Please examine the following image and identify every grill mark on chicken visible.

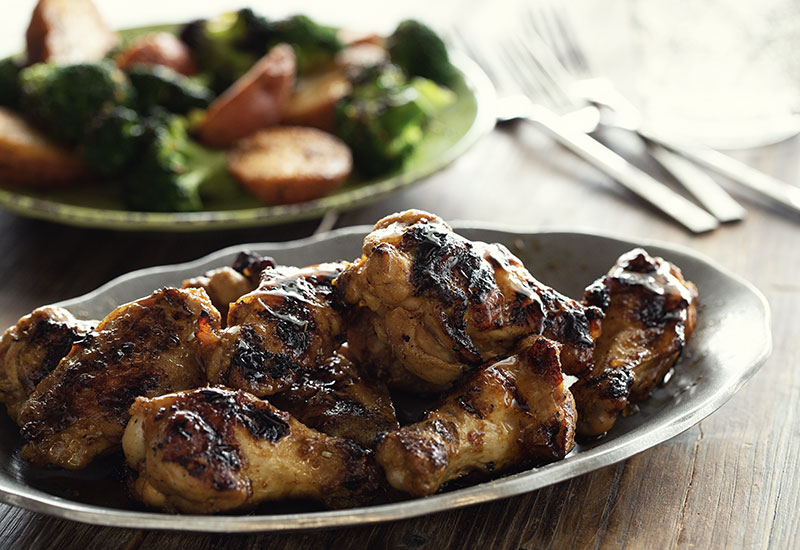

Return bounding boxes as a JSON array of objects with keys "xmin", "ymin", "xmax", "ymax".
[
  {"xmin": 404, "ymin": 224, "xmax": 495, "ymax": 306},
  {"xmin": 21, "ymin": 301, "xmax": 193, "ymax": 443},
  {"xmin": 574, "ymin": 248, "xmax": 698, "ymax": 437},
  {"xmin": 257, "ymin": 276, "xmax": 318, "ymax": 354},
  {"xmin": 123, "ymin": 387, "xmax": 383, "ymax": 513},
  {"xmin": 27, "ymin": 319, "xmax": 86, "ymax": 388},
  {"xmin": 268, "ymin": 351, "xmax": 399, "ymax": 448},
  {"xmin": 230, "ymin": 251, "xmax": 276, "ymax": 280},
  {"xmin": 403, "ymin": 223, "xmax": 494, "ymax": 361},
  {"xmin": 206, "ymin": 264, "xmax": 346, "ymax": 397},
  {"xmin": 337, "ymin": 211, "xmax": 602, "ymax": 391},
  {"xmin": 0, "ymin": 307, "xmax": 96, "ymax": 422},
  {"xmin": 229, "ymin": 325, "xmax": 301, "ymax": 385},
  {"xmin": 16, "ymin": 287, "xmax": 218, "ymax": 469},
  {"xmin": 376, "ymin": 336, "xmax": 576, "ymax": 497},
  {"xmin": 159, "ymin": 387, "xmax": 290, "ymax": 491}
]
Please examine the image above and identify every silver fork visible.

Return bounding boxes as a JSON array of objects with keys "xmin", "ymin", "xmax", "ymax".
[
  {"xmin": 526, "ymin": 1, "xmax": 800, "ymax": 219},
  {"xmin": 521, "ymin": 1, "xmax": 747, "ymax": 223},
  {"xmin": 447, "ymin": 27, "xmax": 719, "ymax": 234}
]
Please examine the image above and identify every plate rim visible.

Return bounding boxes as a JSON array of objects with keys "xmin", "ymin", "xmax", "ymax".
[
  {"xmin": 0, "ymin": 52, "xmax": 496, "ymax": 232},
  {"xmin": 0, "ymin": 224, "xmax": 773, "ymax": 532}
]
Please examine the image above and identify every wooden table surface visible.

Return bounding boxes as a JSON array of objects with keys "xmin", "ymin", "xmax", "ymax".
[{"xmin": 2, "ymin": 3, "xmax": 800, "ymax": 549}]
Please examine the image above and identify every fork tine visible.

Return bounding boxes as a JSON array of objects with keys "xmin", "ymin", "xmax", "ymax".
[
  {"xmin": 498, "ymin": 39, "xmax": 556, "ymax": 106},
  {"xmin": 505, "ymin": 23, "xmax": 574, "ymax": 108},
  {"xmin": 524, "ymin": 0, "xmax": 590, "ymax": 77},
  {"xmin": 447, "ymin": 26, "xmax": 513, "ymax": 93},
  {"xmin": 546, "ymin": 3, "xmax": 591, "ymax": 74}
]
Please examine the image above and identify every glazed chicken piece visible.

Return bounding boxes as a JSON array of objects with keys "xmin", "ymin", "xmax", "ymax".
[
  {"xmin": 269, "ymin": 349, "xmax": 399, "ymax": 448},
  {"xmin": 343, "ymin": 307, "xmax": 437, "ymax": 392},
  {"xmin": 200, "ymin": 262, "xmax": 398, "ymax": 444},
  {"xmin": 182, "ymin": 251, "xmax": 275, "ymax": 323},
  {"xmin": 375, "ymin": 336, "xmax": 576, "ymax": 497},
  {"xmin": 572, "ymin": 248, "xmax": 698, "ymax": 437},
  {"xmin": 336, "ymin": 210, "xmax": 602, "ymax": 391},
  {"xmin": 202, "ymin": 262, "xmax": 346, "ymax": 397},
  {"xmin": 123, "ymin": 386, "xmax": 383, "ymax": 513},
  {"xmin": 0, "ymin": 306, "xmax": 94, "ymax": 422},
  {"xmin": 17, "ymin": 287, "xmax": 220, "ymax": 469}
]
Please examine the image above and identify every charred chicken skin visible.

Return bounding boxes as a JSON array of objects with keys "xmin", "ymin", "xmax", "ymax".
[
  {"xmin": 0, "ymin": 306, "xmax": 94, "ymax": 423},
  {"xmin": 269, "ymin": 349, "xmax": 399, "ymax": 448},
  {"xmin": 17, "ymin": 287, "xmax": 220, "ymax": 469},
  {"xmin": 336, "ymin": 210, "xmax": 602, "ymax": 391},
  {"xmin": 123, "ymin": 386, "xmax": 383, "ymax": 513},
  {"xmin": 202, "ymin": 262, "xmax": 346, "ymax": 397},
  {"xmin": 199, "ymin": 261, "xmax": 398, "ymax": 445},
  {"xmin": 182, "ymin": 251, "xmax": 275, "ymax": 324},
  {"xmin": 375, "ymin": 336, "xmax": 576, "ymax": 496},
  {"xmin": 572, "ymin": 248, "xmax": 698, "ymax": 437}
]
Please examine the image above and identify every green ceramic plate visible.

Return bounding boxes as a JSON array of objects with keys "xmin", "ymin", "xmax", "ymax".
[{"xmin": 0, "ymin": 26, "xmax": 495, "ymax": 231}]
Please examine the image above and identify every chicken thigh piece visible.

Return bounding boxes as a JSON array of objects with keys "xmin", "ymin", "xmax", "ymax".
[
  {"xmin": 17, "ymin": 287, "xmax": 220, "ymax": 469},
  {"xmin": 123, "ymin": 386, "xmax": 383, "ymax": 513},
  {"xmin": 202, "ymin": 263, "xmax": 346, "ymax": 397},
  {"xmin": 0, "ymin": 306, "xmax": 95, "ymax": 423},
  {"xmin": 572, "ymin": 248, "xmax": 698, "ymax": 437},
  {"xmin": 182, "ymin": 251, "xmax": 275, "ymax": 324},
  {"xmin": 336, "ymin": 210, "xmax": 602, "ymax": 390},
  {"xmin": 269, "ymin": 349, "xmax": 399, "ymax": 448},
  {"xmin": 375, "ymin": 336, "xmax": 576, "ymax": 497}
]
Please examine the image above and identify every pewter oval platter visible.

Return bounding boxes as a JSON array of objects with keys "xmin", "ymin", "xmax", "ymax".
[{"xmin": 0, "ymin": 225, "xmax": 772, "ymax": 532}]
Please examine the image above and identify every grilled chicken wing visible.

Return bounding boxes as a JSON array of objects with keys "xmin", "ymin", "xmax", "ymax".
[
  {"xmin": 0, "ymin": 306, "xmax": 94, "ymax": 422},
  {"xmin": 375, "ymin": 336, "xmax": 576, "ymax": 496},
  {"xmin": 572, "ymin": 248, "xmax": 698, "ymax": 437},
  {"xmin": 17, "ymin": 287, "xmax": 220, "ymax": 469},
  {"xmin": 123, "ymin": 386, "xmax": 383, "ymax": 513},
  {"xmin": 202, "ymin": 262, "xmax": 346, "ymax": 396},
  {"xmin": 182, "ymin": 251, "xmax": 275, "ymax": 323},
  {"xmin": 269, "ymin": 349, "xmax": 399, "ymax": 448},
  {"xmin": 336, "ymin": 210, "xmax": 601, "ymax": 391}
]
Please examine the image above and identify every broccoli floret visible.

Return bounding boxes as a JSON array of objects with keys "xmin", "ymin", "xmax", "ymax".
[
  {"xmin": 80, "ymin": 106, "xmax": 144, "ymax": 176},
  {"xmin": 180, "ymin": 10, "xmax": 343, "ymax": 88},
  {"xmin": 179, "ymin": 9, "xmax": 272, "ymax": 92},
  {"xmin": 267, "ymin": 15, "xmax": 342, "ymax": 75},
  {"xmin": 387, "ymin": 19, "xmax": 457, "ymax": 86},
  {"xmin": 0, "ymin": 56, "xmax": 23, "ymax": 109},
  {"xmin": 334, "ymin": 64, "xmax": 454, "ymax": 176},
  {"xmin": 19, "ymin": 61, "xmax": 134, "ymax": 145},
  {"xmin": 121, "ymin": 115, "xmax": 234, "ymax": 212},
  {"xmin": 127, "ymin": 65, "xmax": 214, "ymax": 115}
]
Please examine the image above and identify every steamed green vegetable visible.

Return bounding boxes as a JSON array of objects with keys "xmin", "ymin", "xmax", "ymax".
[
  {"xmin": 19, "ymin": 61, "xmax": 134, "ymax": 145},
  {"xmin": 80, "ymin": 106, "xmax": 143, "ymax": 176},
  {"xmin": 127, "ymin": 65, "xmax": 214, "ymax": 115},
  {"xmin": 267, "ymin": 15, "xmax": 342, "ymax": 75},
  {"xmin": 179, "ymin": 9, "xmax": 273, "ymax": 91},
  {"xmin": 334, "ymin": 64, "xmax": 455, "ymax": 176},
  {"xmin": 0, "ymin": 56, "xmax": 23, "ymax": 109},
  {"xmin": 387, "ymin": 19, "xmax": 457, "ymax": 86},
  {"xmin": 121, "ymin": 115, "xmax": 236, "ymax": 212}
]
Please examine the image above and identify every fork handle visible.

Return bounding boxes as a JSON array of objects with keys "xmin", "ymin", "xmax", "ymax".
[
  {"xmin": 641, "ymin": 130, "xmax": 800, "ymax": 217},
  {"xmin": 647, "ymin": 144, "xmax": 746, "ymax": 223},
  {"xmin": 524, "ymin": 105, "xmax": 719, "ymax": 233}
]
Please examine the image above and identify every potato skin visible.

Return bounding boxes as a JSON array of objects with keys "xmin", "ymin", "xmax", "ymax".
[
  {"xmin": 115, "ymin": 32, "xmax": 197, "ymax": 76},
  {"xmin": 0, "ymin": 107, "xmax": 89, "ymax": 187},
  {"xmin": 25, "ymin": 0, "xmax": 118, "ymax": 64},
  {"xmin": 281, "ymin": 70, "xmax": 351, "ymax": 133},
  {"xmin": 228, "ymin": 126, "xmax": 352, "ymax": 205},
  {"xmin": 198, "ymin": 44, "xmax": 296, "ymax": 149}
]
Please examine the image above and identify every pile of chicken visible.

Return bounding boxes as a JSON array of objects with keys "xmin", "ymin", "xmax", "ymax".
[{"xmin": 0, "ymin": 210, "xmax": 698, "ymax": 513}]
